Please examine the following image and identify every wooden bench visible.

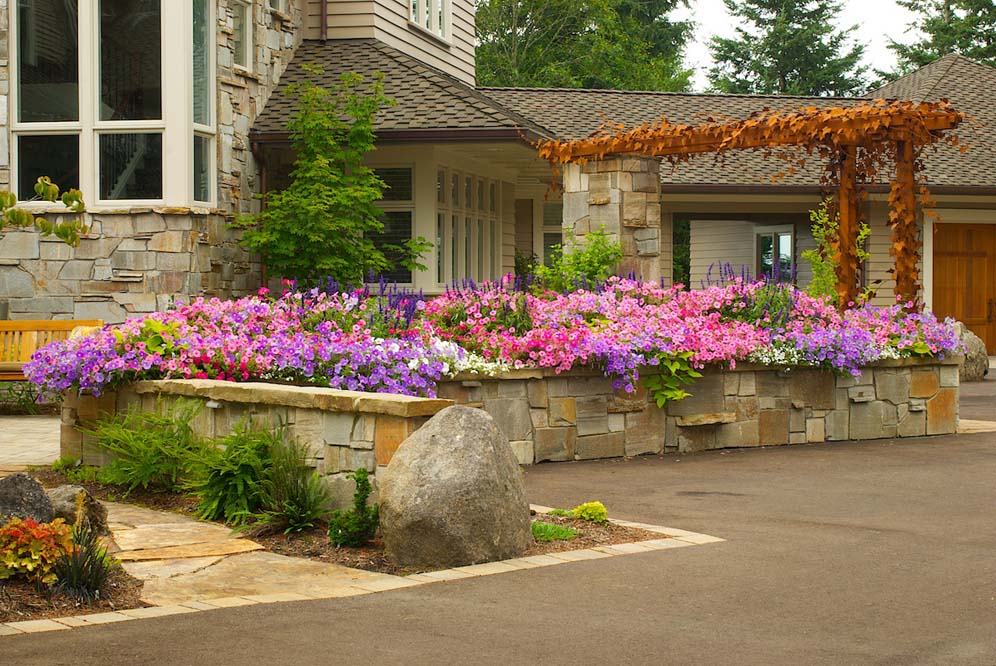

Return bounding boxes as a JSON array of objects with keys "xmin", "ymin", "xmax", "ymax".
[{"xmin": 0, "ymin": 320, "xmax": 103, "ymax": 381}]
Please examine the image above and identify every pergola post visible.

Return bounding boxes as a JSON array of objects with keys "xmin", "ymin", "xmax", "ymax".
[
  {"xmin": 835, "ymin": 145, "xmax": 861, "ymax": 307},
  {"xmin": 890, "ymin": 136, "xmax": 919, "ymax": 305}
]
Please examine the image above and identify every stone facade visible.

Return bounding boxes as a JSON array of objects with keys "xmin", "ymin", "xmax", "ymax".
[
  {"xmin": 0, "ymin": 2, "xmax": 305, "ymax": 322},
  {"xmin": 60, "ymin": 359, "xmax": 960, "ymax": 505},
  {"xmin": 61, "ymin": 379, "xmax": 451, "ymax": 508},
  {"xmin": 561, "ymin": 157, "xmax": 672, "ymax": 285}
]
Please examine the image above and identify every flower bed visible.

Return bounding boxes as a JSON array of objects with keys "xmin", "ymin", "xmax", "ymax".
[{"xmin": 26, "ymin": 277, "xmax": 962, "ymax": 402}]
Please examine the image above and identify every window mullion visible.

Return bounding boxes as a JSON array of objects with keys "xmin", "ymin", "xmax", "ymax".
[
  {"xmin": 162, "ymin": 0, "xmax": 193, "ymax": 206},
  {"xmin": 79, "ymin": 0, "xmax": 97, "ymax": 204}
]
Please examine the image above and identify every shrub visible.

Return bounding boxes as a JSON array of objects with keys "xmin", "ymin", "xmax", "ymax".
[
  {"xmin": 188, "ymin": 418, "xmax": 276, "ymax": 525},
  {"xmin": 82, "ymin": 399, "xmax": 205, "ymax": 493},
  {"xmin": 534, "ymin": 228, "xmax": 623, "ymax": 292},
  {"xmin": 234, "ymin": 68, "xmax": 428, "ymax": 287},
  {"xmin": 52, "ymin": 519, "xmax": 115, "ymax": 603},
  {"xmin": 255, "ymin": 439, "xmax": 331, "ymax": 534},
  {"xmin": 802, "ymin": 199, "xmax": 870, "ymax": 300},
  {"xmin": 0, "ymin": 517, "xmax": 73, "ymax": 585},
  {"xmin": 0, "ymin": 381, "xmax": 44, "ymax": 415},
  {"xmin": 531, "ymin": 521, "xmax": 579, "ymax": 542},
  {"xmin": 571, "ymin": 501, "xmax": 608, "ymax": 524},
  {"xmin": 328, "ymin": 467, "xmax": 379, "ymax": 547}
]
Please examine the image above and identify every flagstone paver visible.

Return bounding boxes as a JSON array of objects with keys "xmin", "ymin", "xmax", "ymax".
[{"xmin": 0, "ymin": 416, "xmax": 60, "ymax": 468}]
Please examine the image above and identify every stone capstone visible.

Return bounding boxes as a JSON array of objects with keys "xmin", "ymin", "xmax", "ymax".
[
  {"xmin": 0, "ymin": 473, "xmax": 54, "ymax": 523},
  {"xmin": 955, "ymin": 322, "xmax": 989, "ymax": 382},
  {"xmin": 46, "ymin": 485, "xmax": 109, "ymax": 534},
  {"xmin": 378, "ymin": 405, "xmax": 531, "ymax": 569}
]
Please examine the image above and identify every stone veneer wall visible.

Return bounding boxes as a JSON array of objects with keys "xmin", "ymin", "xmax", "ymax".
[
  {"xmin": 61, "ymin": 359, "xmax": 959, "ymax": 503},
  {"xmin": 436, "ymin": 358, "xmax": 960, "ymax": 462},
  {"xmin": 0, "ymin": 1, "xmax": 305, "ymax": 322},
  {"xmin": 62, "ymin": 379, "xmax": 452, "ymax": 507}
]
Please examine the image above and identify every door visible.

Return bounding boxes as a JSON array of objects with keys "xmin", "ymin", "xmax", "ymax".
[{"xmin": 933, "ymin": 223, "xmax": 996, "ymax": 353}]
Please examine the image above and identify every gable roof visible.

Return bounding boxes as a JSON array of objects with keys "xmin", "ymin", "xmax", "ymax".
[{"xmin": 251, "ymin": 39, "xmax": 546, "ymax": 140}]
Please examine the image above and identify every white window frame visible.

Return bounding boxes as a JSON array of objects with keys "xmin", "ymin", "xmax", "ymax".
[
  {"xmin": 9, "ymin": 0, "xmax": 217, "ymax": 210},
  {"xmin": 754, "ymin": 224, "xmax": 795, "ymax": 282},
  {"xmin": 193, "ymin": 0, "xmax": 217, "ymax": 205},
  {"xmin": 436, "ymin": 168, "xmax": 501, "ymax": 285},
  {"xmin": 373, "ymin": 166, "xmax": 417, "ymax": 286},
  {"xmin": 267, "ymin": 0, "xmax": 287, "ymax": 14},
  {"xmin": 231, "ymin": 0, "xmax": 253, "ymax": 73},
  {"xmin": 409, "ymin": 0, "xmax": 451, "ymax": 42}
]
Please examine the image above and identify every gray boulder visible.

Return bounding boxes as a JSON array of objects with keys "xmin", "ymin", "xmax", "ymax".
[
  {"xmin": 0, "ymin": 473, "xmax": 54, "ymax": 523},
  {"xmin": 379, "ymin": 405, "xmax": 531, "ymax": 569},
  {"xmin": 954, "ymin": 322, "xmax": 989, "ymax": 382},
  {"xmin": 47, "ymin": 485, "xmax": 109, "ymax": 534}
]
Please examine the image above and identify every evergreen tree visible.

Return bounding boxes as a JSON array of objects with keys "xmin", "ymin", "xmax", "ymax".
[
  {"xmin": 476, "ymin": 0, "xmax": 694, "ymax": 91},
  {"xmin": 887, "ymin": 0, "xmax": 996, "ymax": 77},
  {"xmin": 708, "ymin": 0, "xmax": 867, "ymax": 96}
]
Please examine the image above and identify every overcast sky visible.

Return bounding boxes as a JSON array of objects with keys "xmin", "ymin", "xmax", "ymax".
[{"xmin": 671, "ymin": 0, "xmax": 922, "ymax": 91}]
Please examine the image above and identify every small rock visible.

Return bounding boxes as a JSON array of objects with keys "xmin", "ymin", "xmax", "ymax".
[
  {"xmin": 379, "ymin": 406, "xmax": 531, "ymax": 569},
  {"xmin": 0, "ymin": 473, "xmax": 54, "ymax": 524},
  {"xmin": 954, "ymin": 322, "xmax": 989, "ymax": 382},
  {"xmin": 47, "ymin": 485, "xmax": 109, "ymax": 534}
]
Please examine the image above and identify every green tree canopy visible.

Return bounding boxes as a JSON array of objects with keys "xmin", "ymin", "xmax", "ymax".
[
  {"xmin": 708, "ymin": 0, "xmax": 867, "ymax": 96},
  {"xmin": 475, "ymin": 0, "xmax": 694, "ymax": 91},
  {"xmin": 886, "ymin": 0, "xmax": 996, "ymax": 78}
]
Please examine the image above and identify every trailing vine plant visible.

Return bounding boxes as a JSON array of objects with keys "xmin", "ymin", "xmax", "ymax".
[{"xmin": 0, "ymin": 177, "xmax": 87, "ymax": 246}]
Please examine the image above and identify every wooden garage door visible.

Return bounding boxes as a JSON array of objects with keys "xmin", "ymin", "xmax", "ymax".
[{"xmin": 932, "ymin": 223, "xmax": 996, "ymax": 353}]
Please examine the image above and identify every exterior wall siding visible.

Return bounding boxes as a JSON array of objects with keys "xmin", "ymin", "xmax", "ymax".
[{"xmin": 689, "ymin": 219, "xmax": 756, "ymax": 288}]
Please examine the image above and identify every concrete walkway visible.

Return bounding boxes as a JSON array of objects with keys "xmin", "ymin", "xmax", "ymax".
[{"xmin": 0, "ymin": 415, "xmax": 61, "ymax": 472}]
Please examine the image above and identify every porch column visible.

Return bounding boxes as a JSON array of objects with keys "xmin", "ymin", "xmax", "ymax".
[{"xmin": 561, "ymin": 156, "xmax": 666, "ymax": 283}]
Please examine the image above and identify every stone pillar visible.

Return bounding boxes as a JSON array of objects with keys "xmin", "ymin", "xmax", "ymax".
[{"xmin": 562, "ymin": 157, "xmax": 666, "ymax": 283}]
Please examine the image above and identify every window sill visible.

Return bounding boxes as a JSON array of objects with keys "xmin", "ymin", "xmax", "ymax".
[
  {"xmin": 233, "ymin": 66, "xmax": 262, "ymax": 82},
  {"xmin": 268, "ymin": 7, "xmax": 293, "ymax": 22},
  {"xmin": 407, "ymin": 21, "xmax": 452, "ymax": 48}
]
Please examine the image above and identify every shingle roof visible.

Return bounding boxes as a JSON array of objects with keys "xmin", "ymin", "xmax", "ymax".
[{"xmin": 252, "ymin": 39, "xmax": 544, "ymax": 136}]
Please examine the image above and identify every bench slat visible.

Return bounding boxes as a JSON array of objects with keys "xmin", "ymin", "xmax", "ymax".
[{"xmin": 0, "ymin": 320, "xmax": 104, "ymax": 380}]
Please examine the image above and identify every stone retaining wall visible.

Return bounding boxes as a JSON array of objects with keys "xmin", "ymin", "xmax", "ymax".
[{"xmin": 61, "ymin": 358, "xmax": 960, "ymax": 504}]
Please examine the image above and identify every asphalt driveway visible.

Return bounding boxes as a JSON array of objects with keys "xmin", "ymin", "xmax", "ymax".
[{"xmin": 5, "ymin": 396, "xmax": 996, "ymax": 664}]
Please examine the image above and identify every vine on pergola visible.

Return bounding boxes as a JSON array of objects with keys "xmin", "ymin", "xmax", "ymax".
[{"xmin": 536, "ymin": 100, "xmax": 965, "ymax": 308}]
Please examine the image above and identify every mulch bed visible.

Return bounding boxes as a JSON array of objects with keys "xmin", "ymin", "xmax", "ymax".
[
  {"xmin": 30, "ymin": 468, "xmax": 199, "ymax": 516},
  {"xmin": 254, "ymin": 512, "xmax": 666, "ymax": 576},
  {"xmin": 0, "ymin": 568, "xmax": 145, "ymax": 624}
]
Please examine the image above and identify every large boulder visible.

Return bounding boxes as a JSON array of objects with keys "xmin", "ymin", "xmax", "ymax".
[
  {"xmin": 379, "ymin": 406, "xmax": 531, "ymax": 569},
  {"xmin": 0, "ymin": 473, "xmax": 54, "ymax": 524},
  {"xmin": 954, "ymin": 322, "xmax": 989, "ymax": 382},
  {"xmin": 47, "ymin": 485, "xmax": 109, "ymax": 535}
]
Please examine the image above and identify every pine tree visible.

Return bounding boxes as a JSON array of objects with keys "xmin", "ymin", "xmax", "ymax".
[
  {"xmin": 476, "ymin": 0, "xmax": 694, "ymax": 91},
  {"xmin": 887, "ymin": 0, "xmax": 996, "ymax": 77},
  {"xmin": 708, "ymin": 0, "xmax": 867, "ymax": 96}
]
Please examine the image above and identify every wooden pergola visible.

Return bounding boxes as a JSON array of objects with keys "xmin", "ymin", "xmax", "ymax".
[{"xmin": 537, "ymin": 100, "xmax": 965, "ymax": 307}]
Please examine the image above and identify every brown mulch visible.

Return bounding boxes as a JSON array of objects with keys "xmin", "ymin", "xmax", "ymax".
[
  {"xmin": 0, "ymin": 567, "xmax": 145, "ymax": 624},
  {"xmin": 254, "ymin": 512, "xmax": 666, "ymax": 576},
  {"xmin": 29, "ymin": 468, "xmax": 199, "ymax": 516}
]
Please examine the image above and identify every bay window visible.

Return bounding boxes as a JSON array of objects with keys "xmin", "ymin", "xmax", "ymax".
[
  {"xmin": 373, "ymin": 168, "xmax": 416, "ymax": 284},
  {"xmin": 11, "ymin": 0, "xmax": 216, "ymax": 208},
  {"xmin": 436, "ymin": 168, "xmax": 501, "ymax": 284}
]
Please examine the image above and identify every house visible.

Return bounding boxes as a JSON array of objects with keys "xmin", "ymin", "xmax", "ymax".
[{"xmin": 1, "ymin": 2, "xmax": 993, "ymax": 352}]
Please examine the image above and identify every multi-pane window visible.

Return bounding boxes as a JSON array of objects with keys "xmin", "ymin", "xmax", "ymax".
[
  {"xmin": 268, "ymin": 0, "xmax": 287, "ymax": 12},
  {"xmin": 12, "ymin": 0, "xmax": 215, "ymax": 206},
  {"xmin": 436, "ymin": 168, "xmax": 501, "ymax": 284},
  {"xmin": 232, "ymin": 1, "xmax": 252, "ymax": 71},
  {"xmin": 542, "ymin": 202, "xmax": 564, "ymax": 266},
  {"xmin": 372, "ymin": 168, "xmax": 415, "ymax": 284},
  {"xmin": 755, "ymin": 226, "xmax": 794, "ymax": 282},
  {"xmin": 410, "ymin": 0, "xmax": 449, "ymax": 39}
]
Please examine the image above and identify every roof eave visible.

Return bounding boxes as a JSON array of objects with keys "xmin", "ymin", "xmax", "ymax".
[{"xmin": 250, "ymin": 127, "xmax": 546, "ymax": 145}]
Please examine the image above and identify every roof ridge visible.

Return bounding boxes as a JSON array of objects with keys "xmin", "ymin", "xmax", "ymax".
[{"xmin": 477, "ymin": 86, "xmax": 869, "ymax": 102}]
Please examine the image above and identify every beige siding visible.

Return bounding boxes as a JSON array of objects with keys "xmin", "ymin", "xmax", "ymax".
[
  {"xmin": 307, "ymin": 1, "xmax": 476, "ymax": 82},
  {"xmin": 689, "ymin": 220, "xmax": 756, "ymax": 288},
  {"xmin": 865, "ymin": 203, "xmax": 902, "ymax": 306},
  {"xmin": 794, "ymin": 219, "xmax": 817, "ymax": 288},
  {"xmin": 501, "ymin": 181, "xmax": 516, "ymax": 275}
]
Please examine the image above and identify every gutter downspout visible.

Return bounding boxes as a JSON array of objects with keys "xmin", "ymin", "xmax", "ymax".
[{"xmin": 320, "ymin": 0, "xmax": 328, "ymax": 40}]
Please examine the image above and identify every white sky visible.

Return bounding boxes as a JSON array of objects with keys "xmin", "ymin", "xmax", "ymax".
[{"xmin": 671, "ymin": 0, "xmax": 922, "ymax": 91}]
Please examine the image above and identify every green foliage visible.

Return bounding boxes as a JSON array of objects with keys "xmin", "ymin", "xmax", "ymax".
[
  {"xmin": 0, "ymin": 517, "xmax": 73, "ymax": 586},
  {"xmin": 514, "ymin": 249, "xmax": 538, "ymax": 281},
  {"xmin": 643, "ymin": 352, "xmax": 702, "ymax": 407},
  {"xmin": 475, "ymin": 0, "xmax": 693, "ymax": 91},
  {"xmin": 885, "ymin": 0, "xmax": 996, "ymax": 79},
  {"xmin": 0, "ymin": 177, "xmax": 87, "ymax": 246},
  {"xmin": 52, "ymin": 520, "xmax": 116, "ymax": 603},
  {"xmin": 188, "ymin": 418, "xmax": 276, "ymax": 526},
  {"xmin": 234, "ymin": 67, "xmax": 428, "ymax": 287},
  {"xmin": 801, "ymin": 200, "xmax": 870, "ymax": 300},
  {"xmin": 570, "ymin": 501, "xmax": 609, "ymax": 524},
  {"xmin": 52, "ymin": 457, "xmax": 99, "ymax": 484},
  {"xmin": 708, "ymin": 0, "xmax": 867, "ymax": 95},
  {"xmin": 547, "ymin": 508, "xmax": 573, "ymax": 517},
  {"xmin": 255, "ymin": 438, "xmax": 331, "ymax": 534},
  {"xmin": 82, "ymin": 399, "xmax": 205, "ymax": 494},
  {"xmin": 531, "ymin": 521, "xmax": 579, "ymax": 542},
  {"xmin": 328, "ymin": 467, "xmax": 379, "ymax": 547},
  {"xmin": 0, "ymin": 382, "xmax": 45, "ymax": 414},
  {"xmin": 534, "ymin": 228, "xmax": 623, "ymax": 293}
]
